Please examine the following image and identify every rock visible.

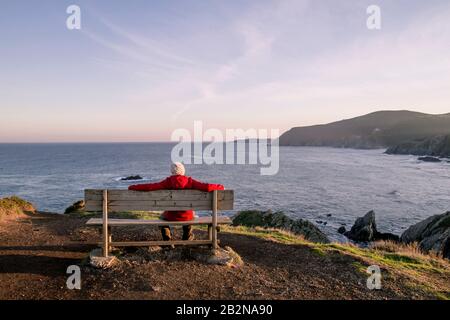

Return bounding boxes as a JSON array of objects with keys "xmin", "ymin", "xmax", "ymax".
[
  {"xmin": 344, "ymin": 211, "xmax": 399, "ymax": 242},
  {"xmin": 337, "ymin": 226, "xmax": 346, "ymax": 234},
  {"xmin": 204, "ymin": 246, "xmax": 244, "ymax": 268},
  {"xmin": 121, "ymin": 175, "xmax": 143, "ymax": 181},
  {"xmin": 326, "ymin": 214, "xmax": 332, "ymax": 217},
  {"xmin": 401, "ymin": 212, "xmax": 450, "ymax": 259},
  {"xmin": 123, "ymin": 245, "xmax": 244, "ymax": 268},
  {"xmin": 89, "ymin": 249, "xmax": 120, "ymax": 269},
  {"xmin": 376, "ymin": 232, "xmax": 400, "ymax": 242},
  {"xmin": 232, "ymin": 210, "xmax": 330, "ymax": 243},
  {"xmin": 344, "ymin": 211, "xmax": 377, "ymax": 242},
  {"xmin": 386, "ymin": 134, "xmax": 450, "ymax": 158},
  {"xmin": 418, "ymin": 156, "xmax": 441, "ymax": 162},
  {"xmin": 64, "ymin": 200, "xmax": 85, "ymax": 214}
]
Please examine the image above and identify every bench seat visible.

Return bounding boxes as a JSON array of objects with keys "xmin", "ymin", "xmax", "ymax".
[{"xmin": 86, "ymin": 216, "xmax": 232, "ymax": 226}]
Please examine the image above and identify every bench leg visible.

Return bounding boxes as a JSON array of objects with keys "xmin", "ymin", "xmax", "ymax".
[
  {"xmin": 208, "ymin": 225, "xmax": 212, "ymax": 241},
  {"xmin": 212, "ymin": 190, "xmax": 218, "ymax": 253},
  {"xmin": 102, "ymin": 190, "xmax": 109, "ymax": 257},
  {"xmin": 108, "ymin": 227, "xmax": 112, "ymax": 252},
  {"xmin": 102, "ymin": 228, "xmax": 109, "ymax": 257},
  {"xmin": 102, "ymin": 226, "xmax": 109, "ymax": 257}
]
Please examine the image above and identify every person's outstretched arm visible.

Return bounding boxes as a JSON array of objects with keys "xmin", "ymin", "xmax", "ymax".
[
  {"xmin": 128, "ymin": 178, "xmax": 170, "ymax": 191},
  {"xmin": 190, "ymin": 178, "xmax": 224, "ymax": 192}
]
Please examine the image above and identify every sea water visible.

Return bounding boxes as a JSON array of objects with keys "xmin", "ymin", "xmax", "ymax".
[{"xmin": 0, "ymin": 143, "xmax": 449, "ymax": 239}]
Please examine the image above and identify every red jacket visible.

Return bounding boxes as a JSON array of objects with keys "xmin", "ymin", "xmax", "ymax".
[{"xmin": 128, "ymin": 175, "xmax": 224, "ymax": 221}]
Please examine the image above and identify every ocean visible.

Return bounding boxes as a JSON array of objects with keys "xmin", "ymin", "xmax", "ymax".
[{"xmin": 0, "ymin": 143, "xmax": 449, "ymax": 240}]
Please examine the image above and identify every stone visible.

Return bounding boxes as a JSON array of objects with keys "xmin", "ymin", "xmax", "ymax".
[
  {"xmin": 232, "ymin": 210, "xmax": 330, "ymax": 243},
  {"xmin": 344, "ymin": 211, "xmax": 377, "ymax": 242},
  {"xmin": 401, "ymin": 212, "xmax": 450, "ymax": 259},
  {"xmin": 418, "ymin": 156, "xmax": 441, "ymax": 162},
  {"xmin": 120, "ymin": 175, "xmax": 143, "ymax": 181},
  {"xmin": 64, "ymin": 200, "xmax": 85, "ymax": 214},
  {"xmin": 89, "ymin": 249, "xmax": 120, "ymax": 269},
  {"xmin": 344, "ymin": 210, "xmax": 399, "ymax": 242},
  {"xmin": 338, "ymin": 226, "xmax": 346, "ymax": 234}
]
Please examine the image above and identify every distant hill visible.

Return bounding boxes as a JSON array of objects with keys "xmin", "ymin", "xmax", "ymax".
[{"xmin": 278, "ymin": 110, "xmax": 450, "ymax": 149}]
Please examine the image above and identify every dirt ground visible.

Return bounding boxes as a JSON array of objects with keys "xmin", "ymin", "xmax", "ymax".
[{"xmin": 0, "ymin": 212, "xmax": 444, "ymax": 300}]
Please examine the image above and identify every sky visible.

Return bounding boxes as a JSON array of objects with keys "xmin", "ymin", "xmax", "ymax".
[{"xmin": 0, "ymin": 0, "xmax": 450, "ymax": 142}]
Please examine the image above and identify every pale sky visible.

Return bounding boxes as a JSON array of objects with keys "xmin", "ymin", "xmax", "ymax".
[{"xmin": 1, "ymin": 0, "xmax": 450, "ymax": 142}]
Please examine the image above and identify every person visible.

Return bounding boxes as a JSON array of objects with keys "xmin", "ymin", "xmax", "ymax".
[{"xmin": 128, "ymin": 162, "xmax": 224, "ymax": 241}]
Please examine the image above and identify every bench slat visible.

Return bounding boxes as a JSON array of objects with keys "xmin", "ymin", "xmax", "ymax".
[
  {"xmin": 85, "ymin": 189, "xmax": 233, "ymax": 201},
  {"xmin": 84, "ymin": 189, "xmax": 234, "ymax": 212},
  {"xmin": 86, "ymin": 216, "xmax": 232, "ymax": 226},
  {"xmin": 84, "ymin": 199, "xmax": 233, "ymax": 212}
]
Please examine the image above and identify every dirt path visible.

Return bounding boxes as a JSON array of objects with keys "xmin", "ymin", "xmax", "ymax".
[{"xmin": 0, "ymin": 213, "xmax": 442, "ymax": 299}]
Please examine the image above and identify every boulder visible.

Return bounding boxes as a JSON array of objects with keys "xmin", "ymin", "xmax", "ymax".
[
  {"xmin": 344, "ymin": 211, "xmax": 377, "ymax": 241},
  {"xmin": 418, "ymin": 156, "xmax": 441, "ymax": 162},
  {"xmin": 344, "ymin": 211, "xmax": 399, "ymax": 242},
  {"xmin": 401, "ymin": 212, "xmax": 450, "ymax": 259},
  {"xmin": 232, "ymin": 210, "xmax": 330, "ymax": 243},
  {"xmin": 64, "ymin": 200, "xmax": 85, "ymax": 214},
  {"xmin": 89, "ymin": 249, "xmax": 120, "ymax": 269},
  {"xmin": 375, "ymin": 232, "xmax": 401, "ymax": 241},
  {"xmin": 337, "ymin": 226, "xmax": 346, "ymax": 234},
  {"xmin": 121, "ymin": 175, "xmax": 143, "ymax": 181}
]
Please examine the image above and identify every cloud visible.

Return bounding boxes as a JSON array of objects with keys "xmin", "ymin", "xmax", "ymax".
[{"xmin": 77, "ymin": 0, "xmax": 450, "ymax": 135}]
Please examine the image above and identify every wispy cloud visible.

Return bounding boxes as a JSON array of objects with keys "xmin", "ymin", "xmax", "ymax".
[{"xmin": 3, "ymin": 0, "xmax": 449, "ymax": 142}]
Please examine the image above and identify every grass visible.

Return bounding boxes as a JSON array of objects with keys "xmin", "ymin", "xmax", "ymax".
[
  {"xmin": 67, "ymin": 209, "xmax": 450, "ymax": 299},
  {"xmin": 218, "ymin": 224, "xmax": 450, "ymax": 299},
  {"xmin": 0, "ymin": 196, "xmax": 35, "ymax": 218},
  {"xmin": 70, "ymin": 210, "xmax": 449, "ymax": 275},
  {"xmin": 216, "ymin": 224, "xmax": 448, "ymax": 273},
  {"xmin": 220, "ymin": 225, "xmax": 308, "ymax": 244}
]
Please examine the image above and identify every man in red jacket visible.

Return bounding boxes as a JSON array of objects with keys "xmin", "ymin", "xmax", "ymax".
[{"xmin": 128, "ymin": 162, "xmax": 224, "ymax": 241}]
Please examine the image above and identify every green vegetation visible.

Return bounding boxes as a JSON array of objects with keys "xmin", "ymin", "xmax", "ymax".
[
  {"xmin": 65, "ymin": 207, "xmax": 449, "ymax": 299},
  {"xmin": 231, "ymin": 210, "xmax": 329, "ymax": 243},
  {"xmin": 218, "ymin": 224, "xmax": 449, "ymax": 300},
  {"xmin": 0, "ymin": 196, "xmax": 35, "ymax": 218}
]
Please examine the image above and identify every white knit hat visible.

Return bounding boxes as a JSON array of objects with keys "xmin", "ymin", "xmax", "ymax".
[{"xmin": 170, "ymin": 162, "xmax": 185, "ymax": 176}]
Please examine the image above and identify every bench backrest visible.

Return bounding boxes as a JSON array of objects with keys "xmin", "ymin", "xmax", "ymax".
[{"xmin": 84, "ymin": 189, "xmax": 234, "ymax": 212}]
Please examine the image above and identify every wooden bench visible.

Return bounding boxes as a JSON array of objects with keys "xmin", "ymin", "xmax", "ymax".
[{"xmin": 84, "ymin": 189, "xmax": 234, "ymax": 257}]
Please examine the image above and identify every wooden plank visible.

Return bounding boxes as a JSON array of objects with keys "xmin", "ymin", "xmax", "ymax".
[
  {"xmin": 85, "ymin": 192, "xmax": 214, "ymax": 201},
  {"xmin": 84, "ymin": 199, "xmax": 234, "ymax": 212},
  {"xmin": 86, "ymin": 216, "xmax": 232, "ymax": 226},
  {"xmin": 107, "ymin": 205, "xmax": 212, "ymax": 212},
  {"xmin": 105, "ymin": 240, "xmax": 212, "ymax": 247},
  {"xmin": 85, "ymin": 189, "xmax": 234, "ymax": 201},
  {"xmin": 85, "ymin": 202, "xmax": 209, "ymax": 212}
]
